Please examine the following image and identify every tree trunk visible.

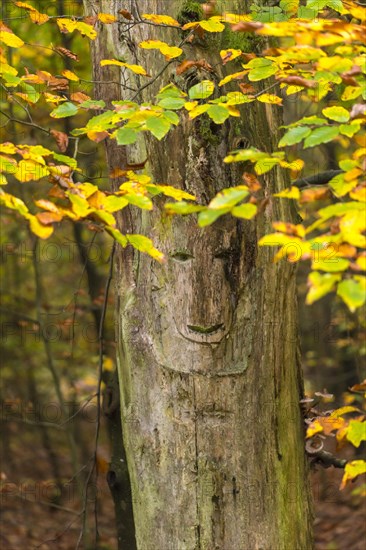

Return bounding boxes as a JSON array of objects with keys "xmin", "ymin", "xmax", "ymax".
[{"xmin": 88, "ymin": 1, "xmax": 313, "ymax": 548}]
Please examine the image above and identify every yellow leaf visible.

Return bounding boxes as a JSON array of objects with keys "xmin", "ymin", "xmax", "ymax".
[
  {"xmin": 15, "ymin": 160, "xmax": 49, "ymax": 182},
  {"xmin": 15, "ymin": 1, "xmax": 35, "ymax": 9},
  {"xmin": 29, "ymin": 215, "xmax": 54, "ymax": 238},
  {"xmin": 139, "ymin": 40, "xmax": 182, "ymax": 60},
  {"xmin": 43, "ymin": 92, "xmax": 67, "ymax": 104},
  {"xmin": 142, "ymin": 13, "xmax": 180, "ymax": 27},
  {"xmin": 199, "ymin": 17, "xmax": 225, "ymax": 33},
  {"xmin": 56, "ymin": 19, "xmax": 97, "ymax": 40},
  {"xmin": 220, "ymin": 49, "xmax": 242, "ymax": 63},
  {"xmin": 29, "ymin": 11, "xmax": 49, "ymax": 25},
  {"xmin": 98, "ymin": 13, "xmax": 117, "ymax": 24},
  {"xmin": 103, "ymin": 357, "xmax": 114, "ymax": 371},
  {"xmin": 100, "ymin": 59, "xmax": 148, "ymax": 76},
  {"xmin": 0, "ymin": 30, "xmax": 24, "ymax": 48},
  {"xmin": 219, "ymin": 71, "xmax": 247, "ymax": 87},
  {"xmin": 257, "ymin": 93, "xmax": 282, "ymax": 105},
  {"xmin": 0, "ymin": 143, "xmax": 17, "ymax": 154},
  {"xmin": 61, "ymin": 69, "xmax": 79, "ymax": 81},
  {"xmin": 341, "ymin": 86, "xmax": 362, "ymax": 101},
  {"xmin": 273, "ymin": 187, "xmax": 300, "ymax": 199},
  {"xmin": 340, "ymin": 460, "xmax": 366, "ymax": 490}
]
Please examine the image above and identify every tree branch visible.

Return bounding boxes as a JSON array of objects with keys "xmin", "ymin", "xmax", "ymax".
[{"xmin": 293, "ymin": 170, "xmax": 344, "ymax": 189}]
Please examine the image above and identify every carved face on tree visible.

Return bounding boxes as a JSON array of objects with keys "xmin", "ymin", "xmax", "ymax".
[{"xmin": 149, "ymin": 215, "xmax": 250, "ymax": 375}]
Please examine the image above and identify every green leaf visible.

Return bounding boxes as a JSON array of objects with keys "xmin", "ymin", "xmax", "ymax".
[
  {"xmin": 52, "ymin": 154, "xmax": 78, "ymax": 169},
  {"xmin": 164, "ymin": 201, "xmax": 204, "ymax": 215},
  {"xmin": 306, "ymin": 0, "xmax": 344, "ymax": 13},
  {"xmin": 328, "ymin": 173, "xmax": 354, "ymax": 198},
  {"xmin": 79, "ymin": 99, "xmax": 106, "ymax": 110},
  {"xmin": 67, "ymin": 193, "xmax": 92, "ymax": 217},
  {"xmin": 50, "ymin": 102, "xmax": 78, "ymax": 119},
  {"xmin": 346, "ymin": 420, "xmax": 366, "ymax": 448},
  {"xmin": 303, "ymin": 126, "xmax": 339, "ymax": 148},
  {"xmin": 283, "ymin": 116, "xmax": 326, "ymax": 128},
  {"xmin": 86, "ymin": 110, "xmax": 116, "ymax": 130},
  {"xmin": 337, "ymin": 279, "xmax": 366, "ymax": 312},
  {"xmin": 207, "ymin": 104, "xmax": 230, "ymax": 124},
  {"xmin": 245, "ymin": 58, "xmax": 277, "ymax": 82},
  {"xmin": 209, "ymin": 187, "xmax": 249, "ymax": 209},
  {"xmin": 115, "ymin": 127, "xmax": 138, "ymax": 145},
  {"xmin": 163, "ymin": 110, "xmax": 179, "ymax": 125},
  {"xmin": 312, "ymin": 258, "xmax": 350, "ymax": 273},
  {"xmin": 157, "ymin": 84, "xmax": 186, "ymax": 100},
  {"xmin": 224, "ymin": 148, "xmax": 266, "ymax": 164},
  {"xmin": 318, "ymin": 202, "xmax": 365, "ymax": 221},
  {"xmin": 306, "ymin": 272, "xmax": 341, "ymax": 304},
  {"xmin": 339, "ymin": 122, "xmax": 361, "ymax": 137},
  {"xmin": 145, "ymin": 116, "xmax": 171, "ymax": 140},
  {"xmin": 158, "ymin": 97, "xmax": 186, "ymax": 110},
  {"xmin": 188, "ymin": 80, "xmax": 215, "ymax": 100},
  {"xmin": 279, "ymin": 126, "xmax": 311, "ymax": 147},
  {"xmin": 322, "ymin": 106, "xmax": 350, "ymax": 123},
  {"xmin": 106, "ymin": 227, "xmax": 128, "ymax": 247},
  {"xmin": 255, "ymin": 158, "xmax": 281, "ymax": 175},
  {"xmin": 124, "ymin": 193, "xmax": 153, "ymax": 210},
  {"xmin": 127, "ymin": 234, "xmax": 164, "ymax": 262},
  {"xmin": 231, "ymin": 203, "xmax": 257, "ymax": 219},
  {"xmin": 103, "ymin": 196, "xmax": 129, "ymax": 212},
  {"xmin": 198, "ymin": 207, "xmax": 231, "ymax": 227}
]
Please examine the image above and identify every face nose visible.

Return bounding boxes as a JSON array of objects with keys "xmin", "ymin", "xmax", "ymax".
[{"xmin": 187, "ymin": 323, "xmax": 224, "ymax": 334}]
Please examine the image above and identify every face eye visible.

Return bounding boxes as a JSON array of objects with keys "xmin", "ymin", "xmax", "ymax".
[
  {"xmin": 214, "ymin": 249, "xmax": 232, "ymax": 260},
  {"xmin": 171, "ymin": 252, "xmax": 194, "ymax": 263}
]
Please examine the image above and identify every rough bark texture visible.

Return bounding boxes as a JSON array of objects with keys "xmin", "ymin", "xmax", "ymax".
[{"xmin": 88, "ymin": 1, "xmax": 313, "ymax": 548}]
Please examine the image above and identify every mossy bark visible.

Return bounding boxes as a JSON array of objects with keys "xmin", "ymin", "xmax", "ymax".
[{"xmin": 88, "ymin": 1, "xmax": 313, "ymax": 548}]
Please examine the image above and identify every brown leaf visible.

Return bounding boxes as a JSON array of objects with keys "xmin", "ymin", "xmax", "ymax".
[
  {"xmin": 126, "ymin": 159, "xmax": 148, "ymax": 170},
  {"xmin": 119, "ymin": 9, "xmax": 133, "ymax": 20},
  {"xmin": 231, "ymin": 21, "xmax": 263, "ymax": 32},
  {"xmin": 280, "ymin": 76, "xmax": 317, "ymax": 88},
  {"xmin": 55, "ymin": 46, "xmax": 79, "ymax": 62},
  {"xmin": 239, "ymin": 83, "xmax": 256, "ymax": 94},
  {"xmin": 176, "ymin": 60, "xmax": 199, "ymax": 76},
  {"xmin": 342, "ymin": 65, "xmax": 362, "ymax": 77},
  {"xmin": 50, "ymin": 130, "xmax": 69, "ymax": 153},
  {"xmin": 202, "ymin": 1, "xmax": 216, "ymax": 17},
  {"xmin": 83, "ymin": 15, "xmax": 97, "ymax": 26}
]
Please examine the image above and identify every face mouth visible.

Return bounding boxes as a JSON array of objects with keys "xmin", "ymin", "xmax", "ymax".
[
  {"xmin": 172, "ymin": 318, "xmax": 227, "ymax": 345},
  {"xmin": 187, "ymin": 323, "xmax": 224, "ymax": 335}
]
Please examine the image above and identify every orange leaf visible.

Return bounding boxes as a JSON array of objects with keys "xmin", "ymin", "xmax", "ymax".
[
  {"xmin": 71, "ymin": 92, "xmax": 91, "ymax": 103},
  {"xmin": 36, "ymin": 212, "xmax": 63, "ymax": 224},
  {"xmin": 119, "ymin": 9, "xmax": 133, "ymax": 20}
]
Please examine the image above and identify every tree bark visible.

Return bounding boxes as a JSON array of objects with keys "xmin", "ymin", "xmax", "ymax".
[{"xmin": 88, "ymin": 1, "xmax": 313, "ymax": 548}]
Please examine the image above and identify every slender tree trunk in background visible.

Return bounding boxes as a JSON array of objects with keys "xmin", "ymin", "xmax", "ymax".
[{"xmin": 87, "ymin": 1, "xmax": 313, "ymax": 548}]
